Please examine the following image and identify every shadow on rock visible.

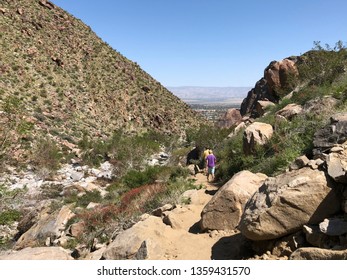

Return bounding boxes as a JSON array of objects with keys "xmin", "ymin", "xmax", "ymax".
[
  {"xmin": 204, "ymin": 189, "xmax": 218, "ymax": 196},
  {"xmin": 188, "ymin": 221, "xmax": 201, "ymax": 234},
  {"xmin": 211, "ymin": 233, "xmax": 254, "ymax": 260}
]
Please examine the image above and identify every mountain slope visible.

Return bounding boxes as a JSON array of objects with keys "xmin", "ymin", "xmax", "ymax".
[{"xmin": 0, "ymin": 0, "xmax": 202, "ymax": 164}]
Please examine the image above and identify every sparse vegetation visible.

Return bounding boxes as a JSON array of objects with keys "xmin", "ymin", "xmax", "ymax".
[
  {"xmin": 30, "ymin": 137, "xmax": 62, "ymax": 178},
  {"xmin": 2, "ymin": 0, "xmax": 347, "ymax": 260},
  {"xmin": 0, "ymin": 0, "xmax": 202, "ymax": 169},
  {"xmin": 65, "ymin": 165, "xmax": 195, "ymax": 248},
  {"xmin": 186, "ymin": 124, "xmax": 232, "ymax": 150},
  {"xmin": 216, "ymin": 41, "xmax": 347, "ymax": 182}
]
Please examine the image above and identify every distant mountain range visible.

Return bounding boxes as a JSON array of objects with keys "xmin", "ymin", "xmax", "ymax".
[{"xmin": 167, "ymin": 87, "xmax": 251, "ymax": 104}]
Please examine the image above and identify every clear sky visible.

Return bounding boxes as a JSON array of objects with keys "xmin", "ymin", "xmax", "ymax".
[{"xmin": 50, "ymin": 0, "xmax": 347, "ymax": 87}]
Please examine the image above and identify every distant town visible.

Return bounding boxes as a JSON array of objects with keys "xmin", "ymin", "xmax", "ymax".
[
  {"xmin": 169, "ymin": 86, "xmax": 248, "ymax": 123},
  {"xmin": 189, "ymin": 103, "xmax": 241, "ymax": 122}
]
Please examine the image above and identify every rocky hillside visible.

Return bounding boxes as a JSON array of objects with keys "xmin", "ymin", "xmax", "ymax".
[
  {"xmin": 0, "ymin": 0, "xmax": 202, "ymax": 165},
  {"xmin": 1, "ymin": 1, "xmax": 347, "ymax": 260},
  {"xmin": 1, "ymin": 44, "xmax": 347, "ymax": 260}
]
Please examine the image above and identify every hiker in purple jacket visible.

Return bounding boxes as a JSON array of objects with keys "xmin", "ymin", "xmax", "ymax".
[{"xmin": 205, "ymin": 150, "xmax": 216, "ymax": 182}]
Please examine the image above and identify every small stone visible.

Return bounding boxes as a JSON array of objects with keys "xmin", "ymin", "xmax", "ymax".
[
  {"xmin": 70, "ymin": 171, "xmax": 84, "ymax": 182},
  {"xmin": 319, "ymin": 218, "xmax": 347, "ymax": 236}
]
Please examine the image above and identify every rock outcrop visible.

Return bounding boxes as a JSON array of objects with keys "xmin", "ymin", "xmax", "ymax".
[
  {"xmin": 200, "ymin": 171, "xmax": 267, "ymax": 231},
  {"xmin": 240, "ymin": 58, "xmax": 299, "ymax": 117},
  {"xmin": 239, "ymin": 167, "xmax": 340, "ymax": 241},
  {"xmin": 240, "ymin": 78, "xmax": 273, "ymax": 116},
  {"xmin": 264, "ymin": 59, "xmax": 298, "ymax": 96},
  {"xmin": 303, "ymin": 96, "xmax": 339, "ymax": 115},
  {"xmin": 216, "ymin": 108, "xmax": 242, "ymax": 128}
]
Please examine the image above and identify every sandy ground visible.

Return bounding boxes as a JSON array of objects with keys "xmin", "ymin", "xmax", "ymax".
[{"xmin": 155, "ymin": 173, "xmax": 240, "ymax": 260}]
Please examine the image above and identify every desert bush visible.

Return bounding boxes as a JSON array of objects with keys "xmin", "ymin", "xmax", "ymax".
[
  {"xmin": 76, "ymin": 204, "xmax": 119, "ymax": 232},
  {"xmin": 31, "ymin": 137, "xmax": 62, "ymax": 177},
  {"xmin": 119, "ymin": 183, "xmax": 165, "ymax": 216},
  {"xmin": 0, "ymin": 209, "xmax": 21, "ymax": 226},
  {"xmin": 78, "ymin": 130, "xmax": 163, "ymax": 172},
  {"xmin": 121, "ymin": 166, "xmax": 162, "ymax": 189},
  {"xmin": 64, "ymin": 190, "xmax": 103, "ymax": 208},
  {"xmin": 297, "ymin": 41, "xmax": 347, "ymax": 87},
  {"xmin": 186, "ymin": 124, "xmax": 231, "ymax": 150},
  {"xmin": 66, "ymin": 164, "xmax": 196, "ymax": 249}
]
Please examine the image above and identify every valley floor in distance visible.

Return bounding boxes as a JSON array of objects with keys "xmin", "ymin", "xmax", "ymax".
[{"xmin": 187, "ymin": 99, "xmax": 242, "ymax": 123}]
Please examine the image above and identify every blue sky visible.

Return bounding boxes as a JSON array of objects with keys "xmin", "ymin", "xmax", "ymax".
[{"xmin": 51, "ymin": 0, "xmax": 347, "ymax": 87}]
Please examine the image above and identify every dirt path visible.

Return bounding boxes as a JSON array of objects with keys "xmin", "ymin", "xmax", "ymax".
[{"xmin": 155, "ymin": 173, "xmax": 235, "ymax": 260}]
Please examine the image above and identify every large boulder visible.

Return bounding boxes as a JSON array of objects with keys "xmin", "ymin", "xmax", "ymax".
[
  {"xmin": 264, "ymin": 58, "xmax": 298, "ymax": 97},
  {"xmin": 255, "ymin": 100, "xmax": 275, "ymax": 117},
  {"xmin": 239, "ymin": 168, "xmax": 340, "ymax": 241},
  {"xmin": 200, "ymin": 171, "xmax": 267, "ymax": 231},
  {"xmin": 102, "ymin": 216, "xmax": 170, "ymax": 260},
  {"xmin": 303, "ymin": 96, "xmax": 338, "ymax": 115},
  {"xmin": 290, "ymin": 247, "xmax": 347, "ymax": 260},
  {"xmin": 216, "ymin": 108, "xmax": 242, "ymax": 128},
  {"xmin": 243, "ymin": 122, "xmax": 273, "ymax": 155},
  {"xmin": 15, "ymin": 205, "xmax": 75, "ymax": 249},
  {"xmin": 275, "ymin": 103, "xmax": 303, "ymax": 121},
  {"xmin": 0, "ymin": 247, "xmax": 73, "ymax": 260}
]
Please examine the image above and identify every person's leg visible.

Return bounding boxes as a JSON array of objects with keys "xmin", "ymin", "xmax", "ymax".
[{"xmin": 211, "ymin": 167, "xmax": 215, "ymax": 181}]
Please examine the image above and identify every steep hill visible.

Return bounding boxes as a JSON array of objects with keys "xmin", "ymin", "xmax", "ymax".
[{"xmin": 0, "ymin": 0, "xmax": 203, "ymax": 164}]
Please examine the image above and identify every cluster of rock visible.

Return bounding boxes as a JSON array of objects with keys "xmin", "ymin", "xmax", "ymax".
[
  {"xmin": 0, "ymin": 149, "xmax": 172, "ymax": 259},
  {"xmin": 201, "ymin": 113, "xmax": 347, "ymax": 260},
  {"xmin": 225, "ymin": 95, "xmax": 339, "ymax": 158},
  {"xmin": 0, "ymin": 161, "xmax": 115, "ymax": 256},
  {"xmin": 241, "ymin": 58, "xmax": 299, "ymax": 118},
  {"xmin": 0, "ymin": 182, "xmax": 226, "ymax": 260},
  {"xmin": 0, "ymin": 161, "xmax": 114, "ymax": 198},
  {"xmin": 2, "ymin": 114, "xmax": 347, "ymax": 260}
]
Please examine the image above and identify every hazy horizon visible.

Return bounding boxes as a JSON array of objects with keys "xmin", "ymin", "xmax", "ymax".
[{"xmin": 168, "ymin": 86, "xmax": 250, "ymax": 104}]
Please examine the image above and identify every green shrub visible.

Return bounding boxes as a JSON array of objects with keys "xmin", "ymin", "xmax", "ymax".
[
  {"xmin": 0, "ymin": 209, "xmax": 21, "ymax": 225},
  {"xmin": 121, "ymin": 166, "xmax": 162, "ymax": 189},
  {"xmin": 78, "ymin": 130, "xmax": 162, "ymax": 170},
  {"xmin": 186, "ymin": 124, "xmax": 232, "ymax": 150},
  {"xmin": 64, "ymin": 190, "xmax": 103, "ymax": 208},
  {"xmin": 297, "ymin": 41, "xmax": 347, "ymax": 87},
  {"xmin": 31, "ymin": 137, "xmax": 62, "ymax": 176},
  {"xmin": 216, "ymin": 113, "xmax": 322, "ymax": 182},
  {"xmin": 168, "ymin": 166, "xmax": 190, "ymax": 181}
]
